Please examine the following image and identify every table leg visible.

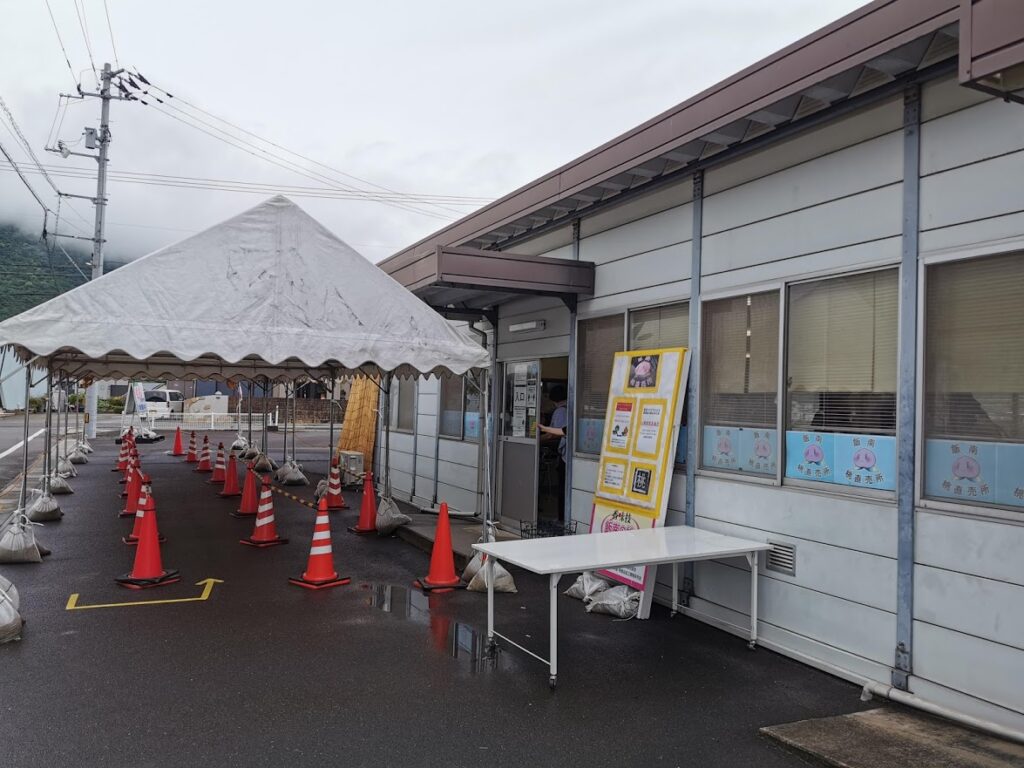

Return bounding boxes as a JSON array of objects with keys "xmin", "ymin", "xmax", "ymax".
[
  {"xmin": 486, "ymin": 556, "xmax": 496, "ymax": 651},
  {"xmin": 549, "ymin": 573, "xmax": 561, "ymax": 689},
  {"xmin": 747, "ymin": 551, "xmax": 758, "ymax": 650},
  {"xmin": 671, "ymin": 561, "xmax": 679, "ymax": 617}
]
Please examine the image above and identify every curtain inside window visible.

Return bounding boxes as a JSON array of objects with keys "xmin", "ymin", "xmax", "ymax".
[{"xmin": 576, "ymin": 314, "xmax": 624, "ymax": 453}]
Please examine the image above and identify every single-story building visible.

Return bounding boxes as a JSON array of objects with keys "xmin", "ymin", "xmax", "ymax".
[{"xmin": 377, "ymin": 0, "xmax": 1024, "ymax": 733}]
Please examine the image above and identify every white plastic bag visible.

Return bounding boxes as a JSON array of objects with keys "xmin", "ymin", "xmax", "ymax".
[
  {"xmin": 49, "ymin": 473, "xmax": 73, "ymax": 495},
  {"xmin": 585, "ymin": 585, "xmax": 639, "ymax": 618},
  {"xmin": 57, "ymin": 456, "xmax": 77, "ymax": 478},
  {"xmin": 462, "ymin": 551, "xmax": 485, "ymax": 583},
  {"xmin": 0, "ymin": 588, "xmax": 22, "ymax": 644},
  {"xmin": 313, "ymin": 478, "xmax": 328, "ymax": 501},
  {"xmin": 276, "ymin": 459, "xmax": 308, "ymax": 486},
  {"xmin": 467, "ymin": 557, "xmax": 517, "ymax": 593},
  {"xmin": 252, "ymin": 453, "xmax": 277, "ymax": 473},
  {"xmin": 0, "ymin": 573, "xmax": 19, "ymax": 611},
  {"xmin": 565, "ymin": 571, "xmax": 611, "ymax": 602},
  {"xmin": 68, "ymin": 447, "xmax": 89, "ymax": 464},
  {"xmin": 0, "ymin": 517, "xmax": 42, "ymax": 564}
]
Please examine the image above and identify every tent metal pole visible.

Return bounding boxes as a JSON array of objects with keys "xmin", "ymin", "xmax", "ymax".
[
  {"xmin": 291, "ymin": 383, "xmax": 297, "ymax": 460},
  {"xmin": 62, "ymin": 374, "xmax": 70, "ymax": 459},
  {"xmin": 328, "ymin": 376, "xmax": 336, "ymax": 467},
  {"xmin": 247, "ymin": 380, "xmax": 253, "ymax": 445},
  {"xmin": 42, "ymin": 372, "xmax": 53, "ymax": 493},
  {"xmin": 281, "ymin": 382, "xmax": 289, "ymax": 464},
  {"xmin": 17, "ymin": 366, "xmax": 31, "ymax": 510}
]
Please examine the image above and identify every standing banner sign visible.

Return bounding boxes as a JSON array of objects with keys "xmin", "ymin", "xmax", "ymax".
[
  {"xmin": 588, "ymin": 347, "xmax": 690, "ymax": 619},
  {"xmin": 132, "ymin": 382, "xmax": 149, "ymax": 417}
]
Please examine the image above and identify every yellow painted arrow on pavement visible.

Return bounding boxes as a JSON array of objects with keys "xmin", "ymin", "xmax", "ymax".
[{"xmin": 65, "ymin": 578, "xmax": 224, "ymax": 611}]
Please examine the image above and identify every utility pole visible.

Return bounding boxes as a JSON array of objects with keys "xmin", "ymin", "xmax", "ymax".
[
  {"xmin": 82, "ymin": 62, "xmax": 117, "ymax": 439},
  {"xmin": 48, "ymin": 62, "xmax": 125, "ymax": 439}
]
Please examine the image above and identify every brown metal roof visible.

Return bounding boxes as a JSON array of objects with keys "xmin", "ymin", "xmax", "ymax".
[{"xmin": 381, "ymin": 0, "xmax": 961, "ymax": 285}]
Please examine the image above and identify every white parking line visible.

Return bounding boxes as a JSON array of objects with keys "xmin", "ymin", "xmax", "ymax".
[{"xmin": 0, "ymin": 428, "xmax": 47, "ymax": 461}]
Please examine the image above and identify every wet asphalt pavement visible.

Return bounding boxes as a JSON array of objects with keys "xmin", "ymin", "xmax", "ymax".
[{"xmin": 1, "ymin": 431, "xmax": 868, "ymax": 768}]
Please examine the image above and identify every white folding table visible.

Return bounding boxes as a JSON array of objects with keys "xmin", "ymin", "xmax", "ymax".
[{"xmin": 474, "ymin": 526, "xmax": 772, "ymax": 688}]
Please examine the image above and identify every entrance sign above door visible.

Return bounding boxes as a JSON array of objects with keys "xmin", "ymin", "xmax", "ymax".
[{"xmin": 589, "ymin": 347, "xmax": 690, "ymax": 619}]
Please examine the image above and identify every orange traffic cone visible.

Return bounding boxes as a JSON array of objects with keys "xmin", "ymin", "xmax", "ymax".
[
  {"xmin": 185, "ymin": 431, "xmax": 198, "ymax": 463},
  {"xmin": 119, "ymin": 449, "xmax": 138, "ymax": 484},
  {"xmin": 115, "ymin": 483, "xmax": 179, "ymax": 589},
  {"xmin": 290, "ymin": 497, "xmax": 348, "ymax": 589},
  {"xmin": 170, "ymin": 426, "xmax": 185, "ymax": 456},
  {"xmin": 348, "ymin": 472, "xmax": 377, "ymax": 534},
  {"xmin": 220, "ymin": 451, "xmax": 242, "ymax": 497},
  {"xmin": 123, "ymin": 479, "xmax": 166, "ymax": 544},
  {"xmin": 195, "ymin": 440, "xmax": 212, "ymax": 472},
  {"xmin": 113, "ymin": 439, "xmax": 129, "ymax": 472},
  {"xmin": 209, "ymin": 443, "xmax": 226, "ymax": 483},
  {"xmin": 232, "ymin": 463, "xmax": 259, "ymax": 517},
  {"xmin": 325, "ymin": 458, "xmax": 347, "ymax": 510},
  {"xmin": 120, "ymin": 456, "xmax": 137, "ymax": 497},
  {"xmin": 119, "ymin": 461, "xmax": 143, "ymax": 518},
  {"xmin": 241, "ymin": 478, "xmax": 288, "ymax": 548},
  {"xmin": 416, "ymin": 502, "xmax": 464, "ymax": 592}
]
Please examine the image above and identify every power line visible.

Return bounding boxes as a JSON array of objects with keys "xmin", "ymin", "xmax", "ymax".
[
  {"xmin": 0, "ymin": 162, "xmax": 488, "ymax": 203},
  {"xmin": 139, "ymin": 99, "xmax": 455, "ymax": 222},
  {"xmin": 0, "ymin": 92, "xmax": 62, "ymax": 196},
  {"xmin": 125, "ymin": 72, "xmax": 480, "ymax": 220},
  {"xmin": 103, "ymin": 0, "xmax": 120, "ymax": 68},
  {"xmin": 43, "ymin": 0, "xmax": 80, "ymax": 88},
  {"xmin": 73, "ymin": 0, "xmax": 98, "ymax": 86}
]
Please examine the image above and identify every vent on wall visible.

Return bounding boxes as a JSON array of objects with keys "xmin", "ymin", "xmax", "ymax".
[{"xmin": 766, "ymin": 541, "xmax": 797, "ymax": 576}]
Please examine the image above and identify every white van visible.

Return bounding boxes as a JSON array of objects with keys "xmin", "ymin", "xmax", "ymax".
[{"xmin": 142, "ymin": 388, "xmax": 185, "ymax": 419}]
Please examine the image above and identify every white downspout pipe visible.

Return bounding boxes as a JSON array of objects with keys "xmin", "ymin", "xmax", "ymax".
[{"xmin": 861, "ymin": 681, "xmax": 1024, "ymax": 745}]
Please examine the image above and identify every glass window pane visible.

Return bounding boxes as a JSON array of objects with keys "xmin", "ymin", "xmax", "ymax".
[
  {"xmin": 629, "ymin": 303, "xmax": 689, "ymax": 349},
  {"xmin": 630, "ymin": 303, "xmax": 690, "ymax": 465},
  {"xmin": 701, "ymin": 291, "xmax": 778, "ymax": 475},
  {"xmin": 396, "ymin": 379, "xmax": 415, "ymax": 432},
  {"xmin": 576, "ymin": 314, "xmax": 624, "ymax": 454},
  {"xmin": 439, "ymin": 377, "xmax": 463, "ymax": 438},
  {"xmin": 923, "ymin": 251, "xmax": 1024, "ymax": 510},
  {"xmin": 784, "ymin": 269, "xmax": 898, "ymax": 490},
  {"xmin": 463, "ymin": 380, "xmax": 481, "ymax": 442}
]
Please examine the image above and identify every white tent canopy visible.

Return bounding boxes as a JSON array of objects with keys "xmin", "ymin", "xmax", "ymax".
[{"xmin": 0, "ymin": 196, "xmax": 489, "ymax": 381}]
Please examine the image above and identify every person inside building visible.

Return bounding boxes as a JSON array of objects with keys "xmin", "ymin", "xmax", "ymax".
[{"xmin": 538, "ymin": 384, "xmax": 568, "ymax": 518}]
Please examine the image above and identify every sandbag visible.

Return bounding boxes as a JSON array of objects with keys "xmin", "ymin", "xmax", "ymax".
[
  {"xmin": 0, "ymin": 573, "xmax": 19, "ymax": 611},
  {"xmin": 57, "ymin": 456, "xmax": 77, "ymax": 478},
  {"xmin": 313, "ymin": 478, "xmax": 328, "ymax": 501},
  {"xmin": 68, "ymin": 447, "xmax": 89, "ymax": 464},
  {"xmin": 375, "ymin": 496, "xmax": 410, "ymax": 536},
  {"xmin": 49, "ymin": 473, "xmax": 73, "ymax": 495},
  {"xmin": 252, "ymin": 453, "xmax": 277, "ymax": 473},
  {"xmin": 585, "ymin": 585, "xmax": 639, "ymax": 618},
  {"xmin": 27, "ymin": 492, "xmax": 62, "ymax": 523},
  {"xmin": 0, "ymin": 591, "xmax": 22, "ymax": 644},
  {"xmin": 462, "ymin": 551, "xmax": 485, "ymax": 583},
  {"xmin": 0, "ymin": 517, "xmax": 42, "ymax": 564},
  {"xmin": 565, "ymin": 571, "xmax": 612, "ymax": 602},
  {"xmin": 467, "ymin": 558, "xmax": 517, "ymax": 593},
  {"xmin": 277, "ymin": 459, "xmax": 308, "ymax": 486},
  {"xmin": 230, "ymin": 434, "xmax": 248, "ymax": 452},
  {"xmin": 76, "ymin": 439, "xmax": 93, "ymax": 454},
  {"xmin": 240, "ymin": 443, "xmax": 261, "ymax": 461}
]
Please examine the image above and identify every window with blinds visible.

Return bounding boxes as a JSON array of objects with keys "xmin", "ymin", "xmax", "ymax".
[
  {"xmin": 439, "ymin": 377, "xmax": 463, "ymax": 438},
  {"xmin": 576, "ymin": 314, "xmax": 624, "ymax": 454},
  {"xmin": 923, "ymin": 252, "xmax": 1024, "ymax": 511},
  {"xmin": 629, "ymin": 303, "xmax": 689, "ymax": 349},
  {"xmin": 701, "ymin": 292, "xmax": 779, "ymax": 429},
  {"xmin": 630, "ymin": 303, "xmax": 689, "ymax": 466},
  {"xmin": 787, "ymin": 269, "xmax": 898, "ymax": 435}
]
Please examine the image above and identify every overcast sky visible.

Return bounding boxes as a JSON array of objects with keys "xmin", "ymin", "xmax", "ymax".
[{"xmin": 1, "ymin": 0, "xmax": 866, "ymax": 264}]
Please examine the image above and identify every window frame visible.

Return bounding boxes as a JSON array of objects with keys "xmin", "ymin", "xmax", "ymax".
[
  {"xmin": 626, "ymin": 300, "xmax": 690, "ymax": 470},
  {"xmin": 573, "ymin": 311, "xmax": 626, "ymax": 458},
  {"xmin": 915, "ymin": 247, "xmax": 1024, "ymax": 522},
  {"xmin": 437, "ymin": 375, "xmax": 481, "ymax": 443},
  {"xmin": 390, "ymin": 378, "xmax": 416, "ymax": 434},
  {"xmin": 696, "ymin": 284, "xmax": 784, "ymax": 485},
  {"xmin": 780, "ymin": 265, "xmax": 900, "ymax": 501}
]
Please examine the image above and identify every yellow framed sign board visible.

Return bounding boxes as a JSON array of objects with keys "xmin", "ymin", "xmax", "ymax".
[{"xmin": 589, "ymin": 348, "xmax": 690, "ymax": 618}]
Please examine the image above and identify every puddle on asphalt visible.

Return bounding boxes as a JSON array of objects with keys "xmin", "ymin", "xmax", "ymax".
[{"xmin": 359, "ymin": 582, "xmax": 517, "ymax": 675}]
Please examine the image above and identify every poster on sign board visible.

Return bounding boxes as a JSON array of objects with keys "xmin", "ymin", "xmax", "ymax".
[{"xmin": 590, "ymin": 347, "xmax": 689, "ymax": 619}]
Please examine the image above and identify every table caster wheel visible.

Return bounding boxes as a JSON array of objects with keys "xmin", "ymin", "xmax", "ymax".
[
  {"xmin": 747, "ymin": 640, "xmax": 756, "ymax": 651},
  {"xmin": 548, "ymin": 676, "xmax": 557, "ymax": 690}
]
